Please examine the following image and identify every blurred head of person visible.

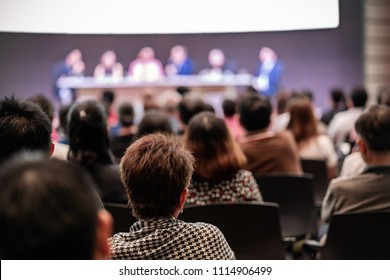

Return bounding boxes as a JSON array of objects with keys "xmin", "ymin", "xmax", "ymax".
[
  {"xmin": 330, "ymin": 88, "xmax": 346, "ymax": 110},
  {"xmin": 0, "ymin": 97, "xmax": 52, "ymax": 164},
  {"xmin": 259, "ymin": 47, "xmax": 277, "ymax": 63},
  {"xmin": 208, "ymin": 49, "xmax": 225, "ymax": 69},
  {"xmin": 101, "ymin": 50, "xmax": 117, "ymax": 68},
  {"xmin": 65, "ymin": 48, "xmax": 82, "ymax": 67},
  {"xmin": 239, "ymin": 93, "xmax": 272, "ymax": 132},
  {"xmin": 184, "ymin": 112, "xmax": 246, "ymax": 182},
  {"xmin": 120, "ymin": 133, "xmax": 194, "ymax": 219},
  {"xmin": 138, "ymin": 47, "xmax": 155, "ymax": 60},
  {"xmin": 68, "ymin": 99, "xmax": 114, "ymax": 166},
  {"xmin": 27, "ymin": 94, "xmax": 54, "ymax": 122},
  {"xmin": 169, "ymin": 45, "xmax": 188, "ymax": 65},
  {"xmin": 135, "ymin": 110, "xmax": 173, "ymax": 139},
  {"xmin": 350, "ymin": 87, "xmax": 368, "ymax": 108},
  {"xmin": 177, "ymin": 96, "xmax": 206, "ymax": 126},
  {"xmin": 0, "ymin": 154, "xmax": 112, "ymax": 259},
  {"xmin": 118, "ymin": 102, "xmax": 135, "ymax": 128},
  {"xmin": 222, "ymin": 99, "xmax": 237, "ymax": 118}
]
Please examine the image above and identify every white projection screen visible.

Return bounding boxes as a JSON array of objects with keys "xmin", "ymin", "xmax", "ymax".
[{"xmin": 0, "ymin": 0, "xmax": 339, "ymax": 34}]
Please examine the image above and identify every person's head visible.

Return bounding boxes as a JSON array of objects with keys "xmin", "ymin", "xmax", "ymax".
[
  {"xmin": 101, "ymin": 50, "xmax": 117, "ymax": 68},
  {"xmin": 177, "ymin": 96, "xmax": 206, "ymax": 126},
  {"xmin": 59, "ymin": 104, "xmax": 71, "ymax": 135},
  {"xmin": 259, "ymin": 47, "xmax": 277, "ymax": 63},
  {"xmin": 138, "ymin": 47, "xmax": 155, "ymax": 60},
  {"xmin": 120, "ymin": 133, "xmax": 194, "ymax": 219},
  {"xmin": 27, "ymin": 94, "xmax": 54, "ymax": 121},
  {"xmin": 208, "ymin": 49, "xmax": 225, "ymax": 69},
  {"xmin": 222, "ymin": 99, "xmax": 237, "ymax": 118},
  {"xmin": 355, "ymin": 105, "xmax": 390, "ymax": 163},
  {"xmin": 350, "ymin": 87, "xmax": 368, "ymax": 108},
  {"xmin": 101, "ymin": 90, "xmax": 115, "ymax": 115},
  {"xmin": 330, "ymin": 88, "xmax": 345, "ymax": 109},
  {"xmin": 136, "ymin": 110, "xmax": 173, "ymax": 138},
  {"xmin": 184, "ymin": 112, "xmax": 247, "ymax": 181},
  {"xmin": 65, "ymin": 48, "xmax": 82, "ymax": 66},
  {"xmin": 276, "ymin": 90, "xmax": 292, "ymax": 115},
  {"xmin": 68, "ymin": 99, "xmax": 114, "ymax": 165},
  {"xmin": 287, "ymin": 98, "xmax": 318, "ymax": 144},
  {"xmin": 239, "ymin": 93, "xmax": 272, "ymax": 131},
  {"xmin": 118, "ymin": 102, "xmax": 135, "ymax": 127},
  {"xmin": 0, "ymin": 155, "xmax": 112, "ymax": 259},
  {"xmin": 0, "ymin": 97, "xmax": 52, "ymax": 164},
  {"xmin": 170, "ymin": 45, "xmax": 188, "ymax": 65}
]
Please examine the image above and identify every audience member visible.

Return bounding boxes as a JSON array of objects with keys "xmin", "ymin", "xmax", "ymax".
[
  {"xmin": 0, "ymin": 155, "xmax": 112, "ymax": 259},
  {"xmin": 165, "ymin": 45, "xmax": 194, "ymax": 76},
  {"xmin": 94, "ymin": 50, "xmax": 124, "ymax": 78},
  {"xmin": 321, "ymin": 88, "xmax": 346, "ymax": 126},
  {"xmin": 135, "ymin": 110, "xmax": 173, "ymax": 139},
  {"xmin": 101, "ymin": 90, "xmax": 119, "ymax": 128},
  {"xmin": 322, "ymin": 105, "xmax": 390, "ymax": 222},
  {"xmin": 58, "ymin": 104, "xmax": 71, "ymax": 144},
  {"xmin": 287, "ymin": 98, "xmax": 338, "ymax": 179},
  {"xmin": 110, "ymin": 102, "xmax": 137, "ymax": 160},
  {"xmin": 177, "ymin": 95, "xmax": 207, "ymax": 135},
  {"xmin": 271, "ymin": 90, "xmax": 292, "ymax": 132},
  {"xmin": 328, "ymin": 87, "xmax": 368, "ymax": 147},
  {"xmin": 67, "ymin": 100, "xmax": 127, "ymax": 203},
  {"xmin": 156, "ymin": 89, "xmax": 183, "ymax": 134},
  {"xmin": 222, "ymin": 99, "xmax": 245, "ymax": 139},
  {"xmin": 0, "ymin": 96, "xmax": 52, "ymax": 164},
  {"xmin": 27, "ymin": 94, "xmax": 69, "ymax": 160},
  {"xmin": 109, "ymin": 133, "xmax": 235, "ymax": 259},
  {"xmin": 128, "ymin": 47, "xmax": 164, "ymax": 82},
  {"xmin": 184, "ymin": 112, "xmax": 262, "ymax": 205},
  {"xmin": 237, "ymin": 93, "xmax": 302, "ymax": 175},
  {"xmin": 254, "ymin": 47, "xmax": 282, "ymax": 98}
]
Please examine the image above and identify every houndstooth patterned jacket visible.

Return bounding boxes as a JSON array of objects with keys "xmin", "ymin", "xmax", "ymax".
[{"xmin": 109, "ymin": 217, "xmax": 235, "ymax": 260}]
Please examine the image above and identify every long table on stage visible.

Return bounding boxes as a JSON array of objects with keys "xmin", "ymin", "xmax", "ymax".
[{"xmin": 57, "ymin": 74, "xmax": 254, "ymax": 118}]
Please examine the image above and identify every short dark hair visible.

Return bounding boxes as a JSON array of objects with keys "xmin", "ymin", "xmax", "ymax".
[
  {"xmin": 222, "ymin": 99, "xmax": 236, "ymax": 117},
  {"xmin": 136, "ymin": 110, "xmax": 173, "ymax": 139},
  {"xmin": 27, "ymin": 94, "xmax": 54, "ymax": 121},
  {"xmin": 355, "ymin": 105, "xmax": 390, "ymax": 152},
  {"xmin": 184, "ymin": 112, "xmax": 246, "ymax": 181},
  {"xmin": 0, "ymin": 155, "xmax": 100, "ymax": 259},
  {"xmin": 68, "ymin": 99, "xmax": 114, "ymax": 165},
  {"xmin": 0, "ymin": 97, "xmax": 52, "ymax": 164},
  {"xmin": 351, "ymin": 87, "xmax": 368, "ymax": 108},
  {"xmin": 331, "ymin": 88, "xmax": 345, "ymax": 104},
  {"xmin": 178, "ymin": 96, "xmax": 206, "ymax": 125},
  {"xmin": 239, "ymin": 94, "xmax": 272, "ymax": 131},
  {"xmin": 118, "ymin": 102, "xmax": 135, "ymax": 127},
  {"xmin": 120, "ymin": 133, "xmax": 194, "ymax": 219}
]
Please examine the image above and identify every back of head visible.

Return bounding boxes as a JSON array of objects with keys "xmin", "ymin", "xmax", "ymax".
[
  {"xmin": 355, "ymin": 105, "xmax": 390, "ymax": 152},
  {"xmin": 0, "ymin": 97, "xmax": 52, "ymax": 164},
  {"xmin": 0, "ymin": 155, "xmax": 100, "ymax": 259},
  {"xmin": 68, "ymin": 99, "xmax": 113, "ymax": 165},
  {"xmin": 222, "ymin": 99, "xmax": 237, "ymax": 117},
  {"xmin": 120, "ymin": 133, "xmax": 194, "ymax": 219},
  {"xmin": 331, "ymin": 88, "xmax": 345, "ymax": 104},
  {"xmin": 185, "ymin": 112, "xmax": 246, "ymax": 181},
  {"xmin": 178, "ymin": 96, "xmax": 206, "ymax": 125},
  {"xmin": 118, "ymin": 102, "xmax": 135, "ymax": 127},
  {"xmin": 351, "ymin": 87, "xmax": 368, "ymax": 108},
  {"xmin": 27, "ymin": 94, "xmax": 54, "ymax": 121},
  {"xmin": 136, "ymin": 110, "xmax": 173, "ymax": 138},
  {"xmin": 287, "ymin": 98, "xmax": 318, "ymax": 143},
  {"xmin": 239, "ymin": 93, "xmax": 272, "ymax": 131}
]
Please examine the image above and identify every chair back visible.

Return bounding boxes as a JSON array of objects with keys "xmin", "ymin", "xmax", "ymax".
[
  {"xmin": 255, "ymin": 173, "xmax": 316, "ymax": 238},
  {"xmin": 180, "ymin": 202, "xmax": 285, "ymax": 259},
  {"xmin": 103, "ymin": 202, "xmax": 137, "ymax": 235},
  {"xmin": 300, "ymin": 159, "xmax": 329, "ymax": 206},
  {"xmin": 322, "ymin": 212, "xmax": 390, "ymax": 259}
]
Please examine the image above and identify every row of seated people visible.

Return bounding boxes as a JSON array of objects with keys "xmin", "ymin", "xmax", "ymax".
[{"xmin": 1, "ymin": 84, "xmax": 390, "ymax": 259}]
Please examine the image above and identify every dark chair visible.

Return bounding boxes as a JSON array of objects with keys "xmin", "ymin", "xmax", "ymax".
[
  {"xmin": 180, "ymin": 201, "xmax": 286, "ymax": 259},
  {"xmin": 300, "ymin": 159, "xmax": 329, "ymax": 206},
  {"xmin": 304, "ymin": 212, "xmax": 390, "ymax": 259},
  {"xmin": 255, "ymin": 174, "xmax": 317, "ymax": 238},
  {"xmin": 103, "ymin": 202, "xmax": 137, "ymax": 235}
]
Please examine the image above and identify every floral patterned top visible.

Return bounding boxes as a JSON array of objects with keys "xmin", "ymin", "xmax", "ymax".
[{"xmin": 186, "ymin": 169, "xmax": 263, "ymax": 205}]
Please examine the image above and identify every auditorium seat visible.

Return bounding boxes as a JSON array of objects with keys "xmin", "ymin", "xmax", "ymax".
[
  {"xmin": 180, "ymin": 201, "xmax": 288, "ymax": 259},
  {"xmin": 103, "ymin": 202, "xmax": 137, "ymax": 235}
]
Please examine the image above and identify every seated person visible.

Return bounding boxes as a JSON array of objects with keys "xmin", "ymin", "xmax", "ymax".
[
  {"xmin": 321, "ymin": 88, "xmax": 346, "ymax": 126},
  {"xmin": 199, "ymin": 49, "xmax": 235, "ymax": 81},
  {"xmin": 184, "ymin": 112, "xmax": 262, "ymax": 205},
  {"xmin": 165, "ymin": 45, "xmax": 194, "ymax": 76},
  {"xmin": 68, "ymin": 100, "xmax": 128, "ymax": 203},
  {"xmin": 94, "ymin": 50, "xmax": 123, "ymax": 78},
  {"xmin": 128, "ymin": 47, "xmax": 164, "ymax": 82},
  {"xmin": 110, "ymin": 102, "xmax": 137, "ymax": 160},
  {"xmin": 177, "ymin": 95, "xmax": 207, "ymax": 135},
  {"xmin": 134, "ymin": 110, "xmax": 174, "ymax": 139},
  {"xmin": 322, "ymin": 105, "xmax": 390, "ymax": 223},
  {"xmin": 0, "ymin": 155, "xmax": 112, "ymax": 259},
  {"xmin": 0, "ymin": 96, "xmax": 52, "ymax": 164},
  {"xmin": 109, "ymin": 133, "xmax": 235, "ymax": 259},
  {"xmin": 237, "ymin": 93, "xmax": 302, "ymax": 175},
  {"xmin": 222, "ymin": 98, "xmax": 245, "ymax": 139}
]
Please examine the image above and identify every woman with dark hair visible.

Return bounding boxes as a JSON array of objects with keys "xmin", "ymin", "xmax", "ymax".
[
  {"xmin": 287, "ymin": 98, "xmax": 338, "ymax": 179},
  {"xmin": 183, "ymin": 112, "xmax": 262, "ymax": 205},
  {"xmin": 68, "ymin": 99, "xmax": 127, "ymax": 203}
]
